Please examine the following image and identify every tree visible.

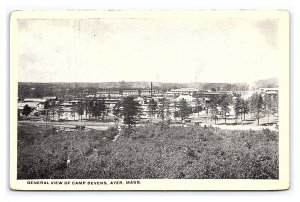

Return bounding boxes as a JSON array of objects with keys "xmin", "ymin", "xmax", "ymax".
[
  {"xmin": 57, "ymin": 104, "xmax": 63, "ymax": 121},
  {"xmin": 250, "ymin": 93, "xmax": 265, "ymax": 125},
  {"xmin": 233, "ymin": 96, "xmax": 249, "ymax": 123},
  {"xmin": 195, "ymin": 98, "xmax": 203, "ymax": 118},
  {"xmin": 77, "ymin": 101, "xmax": 84, "ymax": 122},
  {"xmin": 49, "ymin": 100, "xmax": 57, "ymax": 121},
  {"xmin": 113, "ymin": 101, "xmax": 122, "ymax": 119},
  {"xmin": 103, "ymin": 105, "xmax": 110, "ymax": 122},
  {"xmin": 264, "ymin": 94, "xmax": 278, "ymax": 123},
  {"xmin": 173, "ymin": 100, "xmax": 178, "ymax": 123},
  {"xmin": 157, "ymin": 103, "xmax": 165, "ymax": 129},
  {"xmin": 113, "ymin": 101, "xmax": 122, "ymax": 127},
  {"xmin": 93, "ymin": 100, "xmax": 106, "ymax": 121},
  {"xmin": 90, "ymin": 99, "xmax": 99, "ymax": 121},
  {"xmin": 157, "ymin": 98, "xmax": 171, "ymax": 129},
  {"xmin": 240, "ymin": 99, "xmax": 250, "ymax": 121},
  {"xmin": 91, "ymin": 101, "xmax": 97, "ymax": 121},
  {"xmin": 99, "ymin": 100, "xmax": 107, "ymax": 122},
  {"xmin": 122, "ymin": 96, "xmax": 141, "ymax": 130},
  {"xmin": 165, "ymin": 99, "xmax": 171, "ymax": 126},
  {"xmin": 179, "ymin": 98, "xmax": 190, "ymax": 124},
  {"xmin": 44, "ymin": 100, "xmax": 50, "ymax": 128},
  {"xmin": 210, "ymin": 106, "xmax": 219, "ymax": 125},
  {"xmin": 218, "ymin": 94, "xmax": 231, "ymax": 124},
  {"xmin": 147, "ymin": 98, "xmax": 158, "ymax": 123},
  {"xmin": 271, "ymin": 95, "xmax": 279, "ymax": 116},
  {"xmin": 264, "ymin": 95, "xmax": 272, "ymax": 123},
  {"xmin": 206, "ymin": 95, "xmax": 218, "ymax": 122},
  {"xmin": 85, "ymin": 100, "xmax": 94, "ymax": 121},
  {"xmin": 234, "ymin": 96, "xmax": 242, "ymax": 122},
  {"xmin": 71, "ymin": 103, "xmax": 77, "ymax": 121},
  {"xmin": 22, "ymin": 104, "xmax": 32, "ymax": 119}
]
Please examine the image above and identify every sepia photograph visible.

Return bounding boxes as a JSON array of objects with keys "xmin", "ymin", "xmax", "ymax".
[{"xmin": 10, "ymin": 10, "xmax": 289, "ymax": 190}]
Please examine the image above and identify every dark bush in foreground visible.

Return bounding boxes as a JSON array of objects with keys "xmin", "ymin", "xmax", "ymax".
[{"xmin": 17, "ymin": 124, "xmax": 278, "ymax": 179}]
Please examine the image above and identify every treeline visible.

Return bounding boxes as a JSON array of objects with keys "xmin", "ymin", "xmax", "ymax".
[
  {"xmin": 18, "ymin": 82, "xmax": 98, "ymax": 100},
  {"xmin": 205, "ymin": 93, "xmax": 278, "ymax": 125},
  {"xmin": 21, "ymin": 92, "xmax": 278, "ymax": 129},
  {"xmin": 18, "ymin": 78, "xmax": 278, "ymax": 100},
  {"xmin": 252, "ymin": 78, "xmax": 279, "ymax": 89},
  {"xmin": 43, "ymin": 99, "xmax": 109, "ymax": 122},
  {"xmin": 142, "ymin": 92, "xmax": 278, "ymax": 127},
  {"xmin": 198, "ymin": 83, "xmax": 249, "ymax": 92}
]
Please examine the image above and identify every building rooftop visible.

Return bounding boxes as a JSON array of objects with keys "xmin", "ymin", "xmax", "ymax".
[
  {"xmin": 24, "ymin": 98, "xmax": 46, "ymax": 103},
  {"xmin": 170, "ymin": 88, "xmax": 199, "ymax": 92},
  {"xmin": 43, "ymin": 96, "xmax": 57, "ymax": 100},
  {"xmin": 18, "ymin": 102, "xmax": 41, "ymax": 109}
]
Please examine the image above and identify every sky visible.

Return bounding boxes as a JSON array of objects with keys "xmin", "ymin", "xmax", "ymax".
[{"xmin": 17, "ymin": 15, "xmax": 280, "ymax": 83}]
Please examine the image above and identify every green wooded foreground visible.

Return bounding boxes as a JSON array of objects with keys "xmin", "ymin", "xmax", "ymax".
[{"xmin": 17, "ymin": 123, "xmax": 278, "ymax": 179}]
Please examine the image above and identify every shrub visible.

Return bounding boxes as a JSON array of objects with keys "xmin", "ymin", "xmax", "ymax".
[{"xmin": 17, "ymin": 123, "xmax": 278, "ymax": 179}]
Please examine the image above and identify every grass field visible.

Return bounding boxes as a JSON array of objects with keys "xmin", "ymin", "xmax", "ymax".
[{"xmin": 17, "ymin": 122, "xmax": 279, "ymax": 179}]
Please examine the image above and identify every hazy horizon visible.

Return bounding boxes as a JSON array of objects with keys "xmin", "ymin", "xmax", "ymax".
[{"xmin": 18, "ymin": 77, "xmax": 278, "ymax": 85}]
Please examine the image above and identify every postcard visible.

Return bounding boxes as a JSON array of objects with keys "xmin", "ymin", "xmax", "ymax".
[{"xmin": 10, "ymin": 10, "xmax": 289, "ymax": 190}]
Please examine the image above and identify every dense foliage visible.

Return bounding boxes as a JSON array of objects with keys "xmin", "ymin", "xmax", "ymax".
[
  {"xmin": 18, "ymin": 123, "xmax": 278, "ymax": 179},
  {"xmin": 22, "ymin": 105, "xmax": 32, "ymax": 118},
  {"xmin": 121, "ymin": 97, "xmax": 141, "ymax": 128}
]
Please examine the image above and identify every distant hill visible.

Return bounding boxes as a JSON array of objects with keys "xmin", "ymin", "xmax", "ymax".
[{"xmin": 251, "ymin": 78, "xmax": 279, "ymax": 89}]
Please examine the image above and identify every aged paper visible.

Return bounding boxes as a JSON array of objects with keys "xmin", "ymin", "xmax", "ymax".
[{"xmin": 10, "ymin": 10, "xmax": 289, "ymax": 190}]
